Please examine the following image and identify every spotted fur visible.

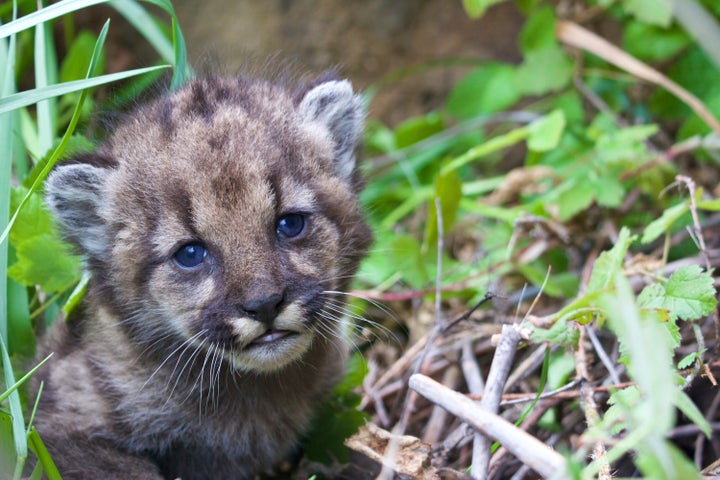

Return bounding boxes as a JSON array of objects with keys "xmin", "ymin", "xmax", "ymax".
[{"xmin": 34, "ymin": 74, "xmax": 371, "ymax": 479}]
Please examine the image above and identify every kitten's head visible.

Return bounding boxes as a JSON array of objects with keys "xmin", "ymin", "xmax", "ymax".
[{"xmin": 45, "ymin": 75, "xmax": 371, "ymax": 372}]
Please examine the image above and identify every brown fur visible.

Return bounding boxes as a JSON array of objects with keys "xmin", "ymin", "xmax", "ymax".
[{"xmin": 34, "ymin": 74, "xmax": 371, "ymax": 479}]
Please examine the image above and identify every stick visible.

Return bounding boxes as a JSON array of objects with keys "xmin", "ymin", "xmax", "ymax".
[
  {"xmin": 472, "ymin": 324, "xmax": 521, "ymax": 479},
  {"xmin": 409, "ymin": 374, "xmax": 568, "ymax": 478},
  {"xmin": 556, "ymin": 20, "xmax": 720, "ymax": 135}
]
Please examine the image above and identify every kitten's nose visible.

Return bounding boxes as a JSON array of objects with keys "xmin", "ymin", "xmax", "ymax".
[{"xmin": 241, "ymin": 293, "xmax": 284, "ymax": 326}]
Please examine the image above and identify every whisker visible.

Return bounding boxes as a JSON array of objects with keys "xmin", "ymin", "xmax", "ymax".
[{"xmin": 140, "ymin": 330, "xmax": 205, "ymax": 393}]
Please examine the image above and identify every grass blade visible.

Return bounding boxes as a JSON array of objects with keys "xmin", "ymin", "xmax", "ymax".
[
  {"xmin": 0, "ymin": 22, "xmax": 165, "ymax": 248},
  {"xmin": 110, "ymin": 0, "xmax": 173, "ymax": 63},
  {"xmin": 27, "ymin": 427, "xmax": 61, "ymax": 480},
  {"xmin": 0, "ymin": 336, "xmax": 27, "ymax": 480},
  {"xmin": 0, "ymin": 0, "xmax": 19, "ymax": 349},
  {"xmin": 0, "ymin": 354, "xmax": 53, "ymax": 404},
  {"xmin": 34, "ymin": 1, "xmax": 59, "ymax": 156},
  {"xmin": 0, "ymin": 64, "xmax": 169, "ymax": 116},
  {"xmin": 0, "ymin": 0, "xmax": 108, "ymax": 39}
]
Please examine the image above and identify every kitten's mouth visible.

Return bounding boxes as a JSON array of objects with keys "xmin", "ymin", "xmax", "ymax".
[{"xmin": 250, "ymin": 329, "xmax": 295, "ymax": 345}]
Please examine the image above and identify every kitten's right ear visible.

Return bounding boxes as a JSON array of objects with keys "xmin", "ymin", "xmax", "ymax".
[{"xmin": 45, "ymin": 161, "xmax": 110, "ymax": 259}]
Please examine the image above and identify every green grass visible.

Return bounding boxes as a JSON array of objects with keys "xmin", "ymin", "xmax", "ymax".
[
  {"xmin": 2, "ymin": 0, "xmax": 720, "ymax": 478},
  {"xmin": 0, "ymin": 1, "xmax": 189, "ymax": 476}
]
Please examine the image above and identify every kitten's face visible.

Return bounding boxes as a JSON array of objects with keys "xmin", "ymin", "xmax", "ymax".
[{"xmin": 46, "ymin": 77, "xmax": 371, "ymax": 372}]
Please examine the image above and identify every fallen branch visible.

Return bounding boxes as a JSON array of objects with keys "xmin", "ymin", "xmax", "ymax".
[{"xmin": 409, "ymin": 374, "xmax": 568, "ymax": 479}]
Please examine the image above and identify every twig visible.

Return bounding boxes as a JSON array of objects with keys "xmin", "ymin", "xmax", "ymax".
[
  {"xmin": 586, "ymin": 324, "xmax": 621, "ymax": 385},
  {"xmin": 462, "ymin": 339, "xmax": 485, "ymax": 395},
  {"xmin": 409, "ymin": 374, "xmax": 568, "ymax": 478},
  {"xmin": 376, "ymin": 198, "xmax": 446, "ymax": 479},
  {"xmin": 423, "ymin": 366, "xmax": 460, "ymax": 444},
  {"xmin": 472, "ymin": 325, "xmax": 521, "ymax": 480}
]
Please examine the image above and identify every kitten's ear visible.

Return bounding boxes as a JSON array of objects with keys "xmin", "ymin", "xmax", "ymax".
[
  {"xmin": 298, "ymin": 79, "xmax": 364, "ymax": 181},
  {"xmin": 45, "ymin": 160, "xmax": 110, "ymax": 259}
]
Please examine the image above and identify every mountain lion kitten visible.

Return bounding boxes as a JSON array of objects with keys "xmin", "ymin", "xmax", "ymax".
[{"xmin": 34, "ymin": 73, "xmax": 372, "ymax": 479}]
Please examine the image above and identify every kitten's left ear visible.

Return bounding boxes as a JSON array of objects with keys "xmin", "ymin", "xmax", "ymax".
[{"xmin": 298, "ymin": 79, "xmax": 364, "ymax": 181}]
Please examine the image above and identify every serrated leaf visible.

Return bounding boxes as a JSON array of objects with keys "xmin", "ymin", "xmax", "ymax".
[
  {"xmin": 8, "ymin": 187, "xmax": 54, "ymax": 246},
  {"xmin": 587, "ymin": 227, "xmax": 635, "ymax": 293},
  {"xmin": 637, "ymin": 265, "xmax": 717, "ymax": 321},
  {"xmin": 527, "ymin": 110, "xmax": 566, "ymax": 152},
  {"xmin": 8, "ymin": 234, "xmax": 81, "ymax": 293},
  {"xmin": 529, "ymin": 317, "xmax": 580, "ymax": 346},
  {"xmin": 641, "ymin": 201, "xmax": 689, "ymax": 244},
  {"xmin": 677, "ymin": 352, "xmax": 699, "ymax": 370}
]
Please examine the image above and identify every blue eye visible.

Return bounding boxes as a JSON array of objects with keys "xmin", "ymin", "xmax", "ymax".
[
  {"xmin": 276, "ymin": 213, "xmax": 305, "ymax": 239},
  {"xmin": 174, "ymin": 243, "xmax": 207, "ymax": 269}
]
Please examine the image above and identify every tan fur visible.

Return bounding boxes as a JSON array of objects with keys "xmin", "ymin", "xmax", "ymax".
[{"xmin": 34, "ymin": 74, "xmax": 371, "ymax": 479}]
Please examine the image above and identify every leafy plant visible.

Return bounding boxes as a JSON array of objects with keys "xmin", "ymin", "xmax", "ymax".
[
  {"xmin": 353, "ymin": 0, "xmax": 720, "ymax": 477},
  {"xmin": 0, "ymin": 0, "xmax": 189, "ymax": 477}
]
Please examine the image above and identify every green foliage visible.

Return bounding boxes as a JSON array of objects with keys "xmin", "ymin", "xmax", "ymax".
[
  {"xmin": 1, "ymin": 0, "xmax": 719, "ymax": 476},
  {"xmin": 303, "ymin": 354, "xmax": 369, "ymax": 464},
  {"xmin": 0, "ymin": 0, "xmax": 189, "ymax": 476},
  {"xmin": 637, "ymin": 265, "xmax": 717, "ymax": 321},
  {"xmin": 361, "ymin": 1, "xmax": 720, "ymax": 475}
]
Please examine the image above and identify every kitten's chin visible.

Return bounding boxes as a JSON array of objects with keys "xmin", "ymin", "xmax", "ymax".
[{"xmin": 225, "ymin": 331, "xmax": 314, "ymax": 373}]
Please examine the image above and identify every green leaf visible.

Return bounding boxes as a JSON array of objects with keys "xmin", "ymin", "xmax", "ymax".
[
  {"xmin": 587, "ymin": 227, "xmax": 635, "ymax": 293},
  {"xmin": 424, "ymin": 169, "xmax": 462, "ymax": 249},
  {"xmin": 8, "ymin": 234, "xmax": 81, "ymax": 293},
  {"xmin": 675, "ymin": 390, "xmax": 711, "ymax": 438},
  {"xmin": 601, "ymin": 275, "xmax": 677, "ymax": 434},
  {"xmin": 461, "ymin": 0, "xmax": 506, "ymax": 18},
  {"xmin": 530, "ymin": 317, "xmax": 580, "ymax": 347},
  {"xmin": 623, "ymin": 21, "xmax": 690, "ymax": 62},
  {"xmin": 8, "ymin": 188, "xmax": 54, "ymax": 246},
  {"xmin": 555, "ymin": 177, "xmax": 595, "ymax": 220},
  {"xmin": 677, "ymin": 351, "xmax": 699, "ymax": 370},
  {"xmin": 527, "ymin": 110, "xmax": 566, "ymax": 152},
  {"xmin": 697, "ymin": 197, "xmax": 720, "ymax": 211},
  {"xmin": 394, "ymin": 113, "xmax": 444, "ymax": 149},
  {"xmin": 515, "ymin": 45, "xmax": 573, "ymax": 96},
  {"xmin": 635, "ymin": 442, "xmax": 701, "ymax": 480},
  {"xmin": 334, "ymin": 353, "xmax": 368, "ymax": 397},
  {"xmin": 637, "ymin": 265, "xmax": 717, "ymax": 321},
  {"xmin": 304, "ymin": 407, "xmax": 366, "ymax": 463},
  {"xmin": 446, "ymin": 63, "xmax": 520, "ymax": 119},
  {"xmin": 519, "ymin": 6, "xmax": 556, "ymax": 53},
  {"xmin": 59, "ymin": 30, "xmax": 104, "ymax": 82},
  {"xmin": 641, "ymin": 201, "xmax": 689, "ymax": 244},
  {"xmin": 623, "ymin": 0, "xmax": 672, "ymax": 26}
]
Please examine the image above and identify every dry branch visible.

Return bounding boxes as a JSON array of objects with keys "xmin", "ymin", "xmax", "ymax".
[
  {"xmin": 556, "ymin": 20, "xmax": 720, "ymax": 135},
  {"xmin": 409, "ymin": 374, "xmax": 568, "ymax": 479}
]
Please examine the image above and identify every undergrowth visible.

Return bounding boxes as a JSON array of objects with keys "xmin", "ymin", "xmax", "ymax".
[{"xmin": 1, "ymin": 0, "xmax": 720, "ymax": 478}]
